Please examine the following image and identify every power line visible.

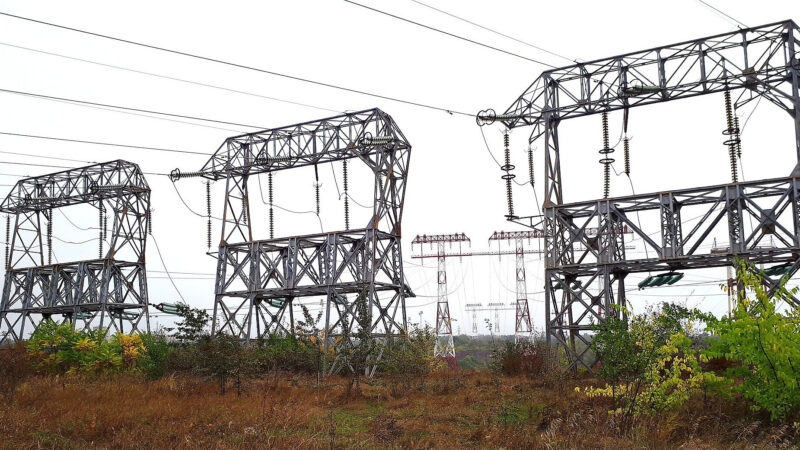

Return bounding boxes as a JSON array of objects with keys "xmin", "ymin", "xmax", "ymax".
[
  {"xmin": 0, "ymin": 41, "xmax": 342, "ymax": 115},
  {"xmin": 0, "ymin": 87, "xmax": 265, "ymax": 130},
  {"xmin": 0, "ymin": 159, "xmax": 168, "ymax": 177},
  {"xmin": 408, "ymin": 0, "xmax": 573, "ymax": 64},
  {"xmin": 344, "ymin": 0, "xmax": 556, "ymax": 68},
  {"xmin": 0, "ymin": 130, "xmax": 209, "ymax": 156},
  {"xmin": 695, "ymin": 0, "xmax": 748, "ymax": 28},
  {"xmin": 0, "ymin": 10, "xmax": 472, "ymax": 117}
]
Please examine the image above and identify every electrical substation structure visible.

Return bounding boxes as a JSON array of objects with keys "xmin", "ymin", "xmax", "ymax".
[
  {"xmin": 172, "ymin": 108, "xmax": 411, "ymax": 372},
  {"xmin": 479, "ymin": 20, "xmax": 800, "ymax": 370},
  {"xmin": 411, "ymin": 232, "xmax": 547, "ymax": 359},
  {"xmin": 0, "ymin": 160, "xmax": 152, "ymax": 344}
]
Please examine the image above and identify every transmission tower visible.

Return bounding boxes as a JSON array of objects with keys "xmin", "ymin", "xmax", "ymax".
[
  {"xmin": 411, "ymin": 233, "xmax": 469, "ymax": 367},
  {"xmin": 0, "ymin": 160, "xmax": 151, "ymax": 343},
  {"xmin": 479, "ymin": 20, "xmax": 800, "ymax": 371},
  {"xmin": 172, "ymin": 109, "xmax": 412, "ymax": 374},
  {"xmin": 488, "ymin": 231, "xmax": 536, "ymax": 342}
]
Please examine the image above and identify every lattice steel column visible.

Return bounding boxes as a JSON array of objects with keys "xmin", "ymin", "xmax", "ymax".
[
  {"xmin": 514, "ymin": 238, "xmax": 532, "ymax": 342},
  {"xmin": 433, "ymin": 241, "xmax": 455, "ymax": 359}
]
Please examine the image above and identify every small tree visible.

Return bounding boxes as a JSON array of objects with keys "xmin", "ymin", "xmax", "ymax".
[
  {"xmin": 295, "ymin": 304, "xmax": 326, "ymax": 384},
  {"xmin": 705, "ymin": 260, "xmax": 800, "ymax": 421},
  {"xmin": 194, "ymin": 334, "xmax": 253, "ymax": 395},
  {"xmin": 349, "ymin": 290, "xmax": 376, "ymax": 390},
  {"xmin": 173, "ymin": 303, "xmax": 210, "ymax": 344}
]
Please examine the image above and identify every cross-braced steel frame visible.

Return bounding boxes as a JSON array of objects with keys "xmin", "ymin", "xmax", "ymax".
[
  {"xmin": 0, "ymin": 160, "xmax": 151, "ymax": 344},
  {"xmin": 482, "ymin": 20, "xmax": 800, "ymax": 370},
  {"xmin": 175, "ymin": 109, "xmax": 411, "ymax": 369}
]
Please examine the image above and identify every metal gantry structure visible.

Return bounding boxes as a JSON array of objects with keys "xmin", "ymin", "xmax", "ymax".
[
  {"xmin": 488, "ymin": 231, "xmax": 535, "ymax": 342},
  {"xmin": 480, "ymin": 20, "xmax": 800, "ymax": 370},
  {"xmin": 173, "ymin": 109, "xmax": 412, "ymax": 370},
  {"xmin": 411, "ymin": 233, "xmax": 469, "ymax": 365},
  {"xmin": 0, "ymin": 160, "xmax": 151, "ymax": 344}
]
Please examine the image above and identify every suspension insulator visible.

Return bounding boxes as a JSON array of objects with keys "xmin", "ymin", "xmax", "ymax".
[
  {"xmin": 169, "ymin": 168, "xmax": 204, "ymax": 182},
  {"xmin": 722, "ymin": 90, "xmax": 739, "ymax": 183},
  {"xmin": 598, "ymin": 112, "xmax": 615, "ymax": 198},
  {"xmin": 5, "ymin": 215, "xmax": 10, "ymax": 270},
  {"xmin": 734, "ymin": 115, "xmax": 742, "ymax": 159},
  {"xmin": 314, "ymin": 165, "xmax": 320, "ymax": 216},
  {"xmin": 527, "ymin": 146, "xmax": 534, "ymax": 187},
  {"xmin": 47, "ymin": 208, "xmax": 52, "ymax": 265},
  {"xmin": 206, "ymin": 182, "xmax": 211, "ymax": 249},
  {"xmin": 98, "ymin": 205, "xmax": 104, "ymax": 259},
  {"xmin": 268, "ymin": 173, "xmax": 274, "ymax": 239},
  {"xmin": 343, "ymin": 160, "xmax": 350, "ymax": 230},
  {"xmin": 147, "ymin": 209, "xmax": 152, "ymax": 235},
  {"xmin": 623, "ymin": 137, "xmax": 630, "ymax": 176},
  {"xmin": 501, "ymin": 132, "xmax": 516, "ymax": 219}
]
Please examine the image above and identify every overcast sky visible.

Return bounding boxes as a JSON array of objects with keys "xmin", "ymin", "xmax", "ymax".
[{"xmin": 0, "ymin": 0, "xmax": 797, "ymax": 335}]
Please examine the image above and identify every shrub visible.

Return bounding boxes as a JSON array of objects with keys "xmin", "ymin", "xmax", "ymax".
[
  {"xmin": 139, "ymin": 333, "xmax": 171, "ymax": 379},
  {"xmin": 705, "ymin": 260, "xmax": 800, "ymax": 421},
  {"xmin": 489, "ymin": 339, "xmax": 561, "ymax": 377},
  {"xmin": 580, "ymin": 303, "xmax": 723, "ymax": 429},
  {"xmin": 380, "ymin": 325, "xmax": 442, "ymax": 386},
  {"xmin": 25, "ymin": 321, "xmax": 145, "ymax": 375}
]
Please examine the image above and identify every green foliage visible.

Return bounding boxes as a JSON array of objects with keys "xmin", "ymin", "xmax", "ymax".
[
  {"xmin": 25, "ymin": 320, "xmax": 145, "ymax": 375},
  {"xmin": 139, "ymin": 333, "xmax": 171, "ymax": 379},
  {"xmin": 489, "ymin": 339, "xmax": 561, "ymax": 377},
  {"xmin": 173, "ymin": 303, "xmax": 210, "ymax": 344},
  {"xmin": 704, "ymin": 260, "xmax": 800, "ymax": 421},
  {"xmin": 338, "ymin": 291, "xmax": 377, "ymax": 390},
  {"xmin": 380, "ymin": 325, "xmax": 442, "ymax": 385},
  {"xmin": 583, "ymin": 303, "xmax": 722, "ymax": 427},
  {"xmin": 192, "ymin": 334, "xmax": 254, "ymax": 395}
]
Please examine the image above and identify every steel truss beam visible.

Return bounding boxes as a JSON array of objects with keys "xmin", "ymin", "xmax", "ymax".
[
  {"xmin": 0, "ymin": 160, "xmax": 151, "ymax": 344},
  {"xmin": 180, "ymin": 109, "xmax": 411, "ymax": 370},
  {"xmin": 488, "ymin": 20, "xmax": 800, "ymax": 371}
]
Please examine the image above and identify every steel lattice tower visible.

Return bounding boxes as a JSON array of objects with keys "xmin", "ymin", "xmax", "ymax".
[
  {"xmin": 480, "ymin": 20, "xmax": 800, "ymax": 371},
  {"xmin": 411, "ymin": 233, "xmax": 469, "ymax": 366},
  {"xmin": 489, "ymin": 231, "xmax": 536, "ymax": 342},
  {"xmin": 0, "ymin": 160, "xmax": 151, "ymax": 343},
  {"xmin": 173, "ymin": 109, "xmax": 411, "ymax": 373}
]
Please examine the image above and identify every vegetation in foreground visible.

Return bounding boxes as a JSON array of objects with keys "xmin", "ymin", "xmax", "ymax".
[{"xmin": 0, "ymin": 260, "xmax": 799, "ymax": 448}]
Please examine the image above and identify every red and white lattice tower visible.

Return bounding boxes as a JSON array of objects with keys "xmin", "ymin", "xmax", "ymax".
[
  {"xmin": 489, "ymin": 231, "xmax": 538, "ymax": 342},
  {"xmin": 411, "ymin": 233, "xmax": 470, "ymax": 366}
]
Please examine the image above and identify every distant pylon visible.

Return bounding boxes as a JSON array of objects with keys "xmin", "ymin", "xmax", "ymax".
[
  {"xmin": 472, "ymin": 310, "xmax": 478, "ymax": 334},
  {"xmin": 434, "ymin": 241, "xmax": 456, "ymax": 360},
  {"xmin": 514, "ymin": 238, "xmax": 533, "ymax": 342}
]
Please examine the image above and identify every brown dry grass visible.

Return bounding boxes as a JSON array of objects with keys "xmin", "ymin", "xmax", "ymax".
[{"xmin": 0, "ymin": 369, "xmax": 797, "ymax": 449}]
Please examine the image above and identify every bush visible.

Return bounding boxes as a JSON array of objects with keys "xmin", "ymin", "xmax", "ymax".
[
  {"xmin": 139, "ymin": 333, "xmax": 171, "ymax": 379},
  {"xmin": 380, "ymin": 325, "xmax": 442, "ymax": 386},
  {"xmin": 581, "ymin": 303, "xmax": 724, "ymax": 429},
  {"xmin": 489, "ymin": 339, "xmax": 561, "ymax": 377},
  {"xmin": 25, "ymin": 321, "xmax": 146, "ymax": 375},
  {"xmin": 705, "ymin": 260, "xmax": 800, "ymax": 421}
]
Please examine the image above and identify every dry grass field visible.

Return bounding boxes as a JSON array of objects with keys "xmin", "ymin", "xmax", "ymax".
[{"xmin": 1, "ymin": 369, "xmax": 798, "ymax": 449}]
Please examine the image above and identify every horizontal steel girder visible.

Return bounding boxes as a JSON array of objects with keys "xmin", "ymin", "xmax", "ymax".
[
  {"xmin": 199, "ymin": 108, "xmax": 411, "ymax": 179},
  {"xmin": 502, "ymin": 20, "xmax": 800, "ymax": 128}
]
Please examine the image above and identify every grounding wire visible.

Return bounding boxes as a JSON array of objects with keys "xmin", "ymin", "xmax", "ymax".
[
  {"xmin": 0, "ymin": 10, "xmax": 473, "ymax": 117},
  {"xmin": 408, "ymin": 0, "xmax": 573, "ymax": 64},
  {"xmin": 0, "ymin": 130, "xmax": 208, "ymax": 156},
  {"xmin": 344, "ymin": 0, "xmax": 556, "ymax": 68},
  {"xmin": 695, "ymin": 0, "xmax": 748, "ymax": 28},
  {"xmin": 0, "ymin": 41, "xmax": 342, "ymax": 114}
]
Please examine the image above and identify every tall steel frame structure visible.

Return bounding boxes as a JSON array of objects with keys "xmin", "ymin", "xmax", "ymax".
[
  {"xmin": 173, "ymin": 109, "xmax": 412, "ymax": 364},
  {"xmin": 0, "ymin": 160, "xmax": 151, "ymax": 344},
  {"xmin": 489, "ymin": 231, "xmax": 535, "ymax": 342},
  {"xmin": 410, "ymin": 233, "xmax": 469, "ymax": 364},
  {"xmin": 480, "ymin": 20, "xmax": 800, "ymax": 370}
]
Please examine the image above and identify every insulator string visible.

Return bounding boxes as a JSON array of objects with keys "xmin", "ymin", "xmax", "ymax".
[
  {"xmin": 598, "ymin": 112, "xmax": 615, "ymax": 198},
  {"xmin": 723, "ymin": 89, "xmax": 739, "ymax": 183},
  {"xmin": 623, "ymin": 137, "xmax": 630, "ymax": 176},
  {"xmin": 268, "ymin": 173, "xmax": 274, "ymax": 239},
  {"xmin": 206, "ymin": 182, "xmax": 212, "ymax": 249},
  {"xmin": 5, "ymin": 215, "xmax": 10, "ymax": 270},
  {"xmin": 314, "ymin": 165, "xmax": 320, "ymax": 217},
  {"xmin": 501, "ymin": 131, "xmax": 516, "ymax": 219},
  {"xmin": 343, "ymin": 160, "xmax": 350, "ymax": 230},
  {"xmin": 527, "ymin": 146, "xmax": 534, "ymax": 187},
  {"xmin": 98, "ymin": 203, "xmax": 104, "ymax": 259},
  {"xmin": 47, "ymin": 208, "xmax": 52, "ymax": 265}
]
